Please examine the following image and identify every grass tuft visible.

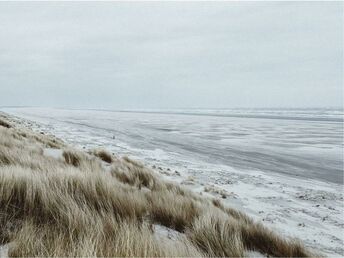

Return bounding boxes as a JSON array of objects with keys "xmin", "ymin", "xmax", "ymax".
[
  {"xmin": 92, "ymin": 149, "xmax": 113, "ymax": 163},
  {"xmin": 0, "ymin": 118, "xmax": 11, "ymax": 128},
  {"xmin": 63, "ymin": 150, "xmax": 82, "ymax": 167},
  {"xmin": 187, "ymin": 212, "xmax": 244, "ymax": 257}
]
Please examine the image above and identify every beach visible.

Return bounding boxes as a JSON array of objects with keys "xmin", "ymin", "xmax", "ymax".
[{"xmin": 2, "ymin": 107, "xmax": 343, "ymax": 256}]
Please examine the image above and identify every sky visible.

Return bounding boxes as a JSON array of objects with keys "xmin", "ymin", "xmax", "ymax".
[{"xmin": 0, "ymin": 2, "xmax": 343, "ymax": 109}]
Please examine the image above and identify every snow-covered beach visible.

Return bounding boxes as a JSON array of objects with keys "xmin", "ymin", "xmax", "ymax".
[{"xmin": 2, "ymin": 107, "xmax": 343, "ymax": 256}]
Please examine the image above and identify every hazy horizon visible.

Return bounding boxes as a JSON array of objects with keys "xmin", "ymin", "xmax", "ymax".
[
  {"xmin": 0, "ymin": 2, "xmax": 343, "ymax": 109},
  {"xmin": 1, "ymin": 105, "xmax": 343, "ymax": 111}
]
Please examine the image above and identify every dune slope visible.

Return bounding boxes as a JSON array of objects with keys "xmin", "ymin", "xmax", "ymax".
[{"xmin": 0, "ymin": 113, "xmax": 313, "ymax": 257}]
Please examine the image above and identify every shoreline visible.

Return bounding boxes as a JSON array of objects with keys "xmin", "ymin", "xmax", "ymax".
[{"xmin": 2, "ymin": 107, "xmax": 342, "ymax": 185}]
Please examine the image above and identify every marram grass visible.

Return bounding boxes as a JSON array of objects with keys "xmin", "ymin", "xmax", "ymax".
[{"xmin": 0, "ymin": 114, "xmax": 314, "ymax": 257}]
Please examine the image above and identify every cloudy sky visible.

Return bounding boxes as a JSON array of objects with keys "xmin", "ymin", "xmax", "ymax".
[{"xmin": 0, "ymin": 2, "xmax": 342, "ymax": 109}]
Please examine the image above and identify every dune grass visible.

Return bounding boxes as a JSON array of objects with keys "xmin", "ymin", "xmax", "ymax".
[
  {"xmin": 0, "ymin": 114, "xmax": 315, "ymax": 257},
  {"xmin": 92, "ymin": 148, "xmax": 113, "ymax": 163},
  {"xmin": 0, "ymin": 119, "xmax": 11, "ymax": 128}
]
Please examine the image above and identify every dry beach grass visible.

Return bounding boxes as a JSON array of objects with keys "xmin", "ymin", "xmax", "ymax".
[{"xmin": 0, "ymin": 113, "xmax": 315, "ymax": 257}]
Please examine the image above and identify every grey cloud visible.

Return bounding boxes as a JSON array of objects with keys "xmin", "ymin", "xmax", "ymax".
[{"xmin": 0, "ymin": 2, "xmax": 342, "ymax": 109}]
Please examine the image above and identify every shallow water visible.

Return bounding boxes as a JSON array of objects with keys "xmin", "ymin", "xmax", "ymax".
[{"xmin": 3, "ymin": 107, "xmax": 343, "ymax": 184}]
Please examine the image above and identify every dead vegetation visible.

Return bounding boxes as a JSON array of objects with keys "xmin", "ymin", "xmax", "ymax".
[
  {"xmin": 0, "ymin": 113, "xmax": 315, "ymax": 257},
  {"xmin": 187, "ymin": 212, "xmax": 244, "ymax": 257},
  {"xmin": 204, "ymin": 185, "xmax": 230, "ymax": 199},
  {"xmin": 0, "ymin": 118, "xmax": 11, "ymax": 128},
  {"xmin": 92, "ymin": 149, "xmax": 113, "ymax": 163}
]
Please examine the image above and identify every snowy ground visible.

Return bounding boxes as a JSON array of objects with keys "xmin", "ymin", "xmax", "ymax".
[
  {"xmin": 0, "ymin": 244, "xmax": 8, "ymax": 258},
  {"xmin": 2, "ymin": 107, "xmax": 343, "ymax": 256}
]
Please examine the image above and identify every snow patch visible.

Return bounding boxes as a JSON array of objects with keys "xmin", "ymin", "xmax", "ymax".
[
  {"xmin": 0, "ymin": 244, "xmax": 9, "ymax": 258},
  {"xmin": 43, "ymin": 148, "xmax": 63, "ymax": 160}
]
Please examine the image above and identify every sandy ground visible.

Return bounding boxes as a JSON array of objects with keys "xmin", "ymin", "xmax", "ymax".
[{"xmin": 155, "ymin": 163, "xmax": 343, "ymax": 256}]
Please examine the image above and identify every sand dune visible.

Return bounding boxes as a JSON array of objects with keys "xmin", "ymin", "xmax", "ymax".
[{"xmin": 0, "ymin": 112, "xmax": 314, "ymax": 257}]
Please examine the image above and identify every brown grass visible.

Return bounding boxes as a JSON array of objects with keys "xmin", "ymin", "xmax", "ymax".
[
  {"xmin": 0, "ymin": 113, "xmax": 315, "ymax": 257},
  {"xmin": 63, "ymin": 149, "xmax": 83, "ymax": 167},
  {"xmin": 111, "ymin": 157, "xmax": 164, "ymax": 191},
  {"xmin": 92, "ymin": 149, "xmax": 113, "ymax": 163},
  {"xmin": 147, "ymin": 191, "xmax": 202, "ymax": 232},
  {"xmin": 240, "ymin": 222, "xmax": 309, "ymax": 257},
  {"xmin": 8, "ymin": 219, "xmax": 202, "ymax": 257},
  {"xmin": 0, "ymin": 118, "xmax": 11, "ymax": 128},
  {"xmin": 187, "ymin": 212, "xmax": 244, "ymax": 257}
]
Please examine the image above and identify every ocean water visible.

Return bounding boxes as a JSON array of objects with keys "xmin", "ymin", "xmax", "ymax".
[{"xmin": 3, "ymin": 107, "xmax": 343, "ymax": 184}]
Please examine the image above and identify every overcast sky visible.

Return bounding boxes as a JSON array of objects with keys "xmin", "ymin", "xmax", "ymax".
[{"xmin": 0, "ymin": 2, "xmax": 342, "ymax": 109}]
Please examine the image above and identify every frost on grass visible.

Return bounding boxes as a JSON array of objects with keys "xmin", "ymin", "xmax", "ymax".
[{"xmin": 0, "ymin": 113, "xmax": 315, "ymax": 257}]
